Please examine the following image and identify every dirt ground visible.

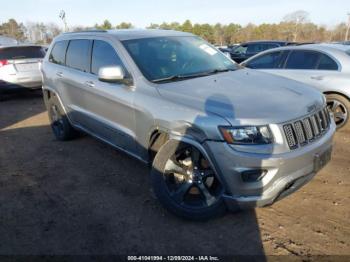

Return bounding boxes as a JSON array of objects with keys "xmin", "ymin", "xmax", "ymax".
[{"xmin": 0, "ymin": 93, "xmax": 349, "ymax": 259}]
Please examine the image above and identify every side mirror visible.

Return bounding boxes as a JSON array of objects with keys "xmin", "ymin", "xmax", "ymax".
[{"xmin": 98, "ymin": 66, "xmax": 131, "ymax": 84}]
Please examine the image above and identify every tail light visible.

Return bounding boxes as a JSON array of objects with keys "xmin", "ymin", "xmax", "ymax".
[{"xmin": 0, "ymin": 59, "xmax": 8, "ymax": 67}]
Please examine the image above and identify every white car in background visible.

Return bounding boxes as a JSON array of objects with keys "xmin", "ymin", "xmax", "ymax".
[
  {"xmin": 242, "ymin": 44, "xmax": 350, "ymax": 130},
  {"xmin": 0, "ymin": 45, "xmax": 46, "ymax": 99}
]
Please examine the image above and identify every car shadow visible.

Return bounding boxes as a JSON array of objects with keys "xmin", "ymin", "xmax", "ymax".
[
  {"xmin": 0, "ymin": 90, "xmax": 44, "ymax": 130},
  {"xmin": 0, "ymin": 96, "xmax": 267, "ymax": 259}
]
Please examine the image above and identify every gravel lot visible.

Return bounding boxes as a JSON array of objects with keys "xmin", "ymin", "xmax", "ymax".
[{"xmin": 0, "ymin": 93, "xmax": 349, "ymax": 258}]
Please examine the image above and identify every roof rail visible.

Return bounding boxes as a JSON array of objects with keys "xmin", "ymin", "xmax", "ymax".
[{"xmin": 63, "ymin": 29, "xmax": 108, "ymax": 34}]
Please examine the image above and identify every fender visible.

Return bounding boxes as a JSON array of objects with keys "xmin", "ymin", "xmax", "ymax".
[{"xmin": 42, "ymin": 86, "xmax": 73, "ymax": 123}]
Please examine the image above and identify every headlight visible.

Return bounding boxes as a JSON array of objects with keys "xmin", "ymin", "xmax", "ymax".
[{"xmin": 219, "ymin": 126, "xmax": 273, "ymax": 145}]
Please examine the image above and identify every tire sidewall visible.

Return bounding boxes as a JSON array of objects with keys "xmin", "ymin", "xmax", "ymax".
[
  {"xmin": 326, "ymin": 94, "xmax": 350, "ymax": 131},
  {"xmin": 151, "ymin": 140, "xmax": 226, "ymax": 220},
  {"xmin": 47, "ymin": 96, "xmax": 76, "ymax": 141}
]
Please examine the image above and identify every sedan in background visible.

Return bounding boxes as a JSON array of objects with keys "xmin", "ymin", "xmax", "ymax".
[
  {"xmin": 242, "ymin": 44, "xmax": 350, "ymax": 130},
  {"xmin": 0, "ymin": 45, "xmax": 46, "ymax": 99},
  {"xmin": 229, "ymin": 40, "xmax": 295, "ymax": 63}
]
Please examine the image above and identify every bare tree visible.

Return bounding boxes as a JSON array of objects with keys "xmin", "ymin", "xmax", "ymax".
[
  {"xmin": 284, "ymin": 10, "xmax": 310, "ymax": 41},
  {"xmin": 345, "ymin": 13, "xmax": 350, "ymax": 41},
  {"xmin": 25, "ymin": 22, "xmax": 47, "ymax": 44}
]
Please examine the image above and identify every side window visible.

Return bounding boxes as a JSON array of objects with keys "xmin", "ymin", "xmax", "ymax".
[
  {"xmin": 91, "ymin": 40, "xmax": 124, "ymax": 75},
  {"xmin": 285, "ymin": 50, "xmax": 320, "ymax": 69},
  {"xmin": 49, "ymin": 41, "xmax": 68, "ymax": 65},
  {"xmin": 265, "ymin": 43, "xmax": 279, "ymax": 50},
  {"xmin": 246, "ymin": 44, "xmax": 258, "ymax": 54},
  {"xmin": 66, "ymin": 39, "xmax": 91, "ymax": 72},
  {"xmin": 245, "ymin": 51, "xmax": 284, "ymax": 69},
  {"xmin": 317, "ymin": 54, "xmax": 338, "ymax": 70}
]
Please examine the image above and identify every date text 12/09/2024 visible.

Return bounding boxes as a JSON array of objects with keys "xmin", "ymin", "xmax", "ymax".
[{"xmin": 127, "ymin": 256, "xmax": 220, "ymax": 261}]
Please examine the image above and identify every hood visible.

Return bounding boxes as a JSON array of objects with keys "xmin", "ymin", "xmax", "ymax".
[{"xmin": 156, "ymin": 69, "xmax": 325, "ymax": 126}]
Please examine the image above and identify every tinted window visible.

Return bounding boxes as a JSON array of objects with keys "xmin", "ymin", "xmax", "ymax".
[
  {"xmin": 265, "ymin": 43, "xmax": 280, "ymax": 49},
  {"xmin": 0, "ymin": 46, "xmax": 45, "ymax": 60},
  {"xmin": 285, "ymin": 50, "xmax": 320, "ymax": 69},
  {"xmin": 49, "ymin": 41, "xmax": 68, "ymax": 65},
  {"xmin": 66, "ymin": 40, "xmax": 91, "ymax": 72},
  {"xmin": 318, "ymin": 54, "xmax": 338, "ymax": 70},
  {"xmin": 246, "ymin": 44, "xmax": 260, "ymax": 53},
  {"xmin": 246, "ymin": 43, "xmax": 277, "ymax": 54},
  {"xmin": 91, "ymin": 40, "xmax": 124, "ymax": 75},
  {"xmin": 246, "ymin": 51, "xmax": 284, "ymax": 69}
]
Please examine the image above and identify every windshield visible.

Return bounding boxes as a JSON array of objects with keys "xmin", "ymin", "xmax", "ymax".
[{"xmin": 122, "ymin": 36, "xmax": 237, "ymax": 82}]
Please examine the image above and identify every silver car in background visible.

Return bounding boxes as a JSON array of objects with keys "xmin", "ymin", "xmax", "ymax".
[
  {"xmin": 41, "ymin": 30, "xmax": 335, "ymax": 220},
  {"xmin": 242, "ymin": 44, "xmax": 350, "ymax": 130},
  {"xmin": 0, "ymin": 45, "xmax": 46, "ymax": 98}
]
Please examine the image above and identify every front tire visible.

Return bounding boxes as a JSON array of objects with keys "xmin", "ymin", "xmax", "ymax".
[
  {"xmin": 326, "ymin": 94, "xmax": 349, "ymax": 131},
  {"xmin": 151, "ymin": 140, "xmax": 226, "ymax": 220},
  {"xmin": 47, "ymin": 96, "xmax": 78, "ymax": 141}
]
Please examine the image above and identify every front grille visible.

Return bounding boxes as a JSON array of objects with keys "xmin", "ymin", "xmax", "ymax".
[{"xmin": 283, "ymin": 107, "xmax": 331, "ymax": 150}]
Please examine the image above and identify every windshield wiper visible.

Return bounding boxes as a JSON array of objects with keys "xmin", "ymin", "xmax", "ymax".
[
  {"xmin": 204, "ymin": 68, "xmax": 236, "ymax": 75},
  {"xmin": 152, "ymin": 72, "xmax": 211, "ymax": 83},
  {"xmin": 152, "ymin": 68, "xmax": 236, "ymax": 83}
]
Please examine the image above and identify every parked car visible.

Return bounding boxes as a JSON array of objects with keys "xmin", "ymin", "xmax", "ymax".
[
  {"xmin": 333, "ymin": 41, "xmax": 350, "ymax": 46},
  {"xmin": 0, "ymin": 36, "xmax": 18, "ymax": 46},
  {"xmin": 41, "ymin": 30, "xmax": 335, "ymax": 220},
  {"xmin": 242, "ymin": 44, "xmax": 350, "ymax": 130},
  {"xmin": 230, "ymin": 41, "xmax": 295, "ymax": 63},
  {"xmin": 0, "ymin": 45, "xmax": 46, "ymax": 98}
]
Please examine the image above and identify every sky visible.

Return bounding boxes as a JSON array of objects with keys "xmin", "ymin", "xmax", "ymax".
[{"xmin": 0, "ymin": 0, "xmax": 349, "ymax": 29}]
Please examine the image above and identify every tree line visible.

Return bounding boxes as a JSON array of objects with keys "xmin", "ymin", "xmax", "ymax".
[{"xmin": 0, "ymin": 10, "xmax": 349, "ymax": 45}]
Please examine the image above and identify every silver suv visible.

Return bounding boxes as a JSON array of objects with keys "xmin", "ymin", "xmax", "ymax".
[{"xmin": 41, "ymin": 30, "xmax": 335, "ymax": 220}]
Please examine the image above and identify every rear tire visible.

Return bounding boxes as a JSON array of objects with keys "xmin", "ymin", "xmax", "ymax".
[
  {"xmin": 47, "ymin": 96, "xmax": 78, "ymax": 141},
  {"xmin": 326, "ymin": 94, "xmax": 349, "ymax": 131},
  {"xmin": 151, "ymin": 140, "xmax": 226, "ymax": 220}
]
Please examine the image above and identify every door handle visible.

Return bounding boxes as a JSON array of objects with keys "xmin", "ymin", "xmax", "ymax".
[
  {"xmin": 56, "ymin": 72, "xmax": 63, "ymax": 77},
  {"xmin": 85, "ymin": 81, "xmax": 95, "ymax": 88},
  {"xmin": 310, "ymin": 75, "xmax": 324, "ymax": 80}
]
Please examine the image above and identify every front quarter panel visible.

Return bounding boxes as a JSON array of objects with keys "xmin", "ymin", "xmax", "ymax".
[{"xmin": 133, "ymin": 81, "xmax": 229, "ymax": 161}]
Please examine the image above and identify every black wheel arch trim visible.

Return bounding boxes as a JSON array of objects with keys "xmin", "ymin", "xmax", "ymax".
[{"xmin": 324, "ymin": 91, "xmax": 350, "ymax": 102}]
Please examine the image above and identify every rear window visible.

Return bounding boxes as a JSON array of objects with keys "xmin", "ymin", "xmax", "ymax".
[
  {"xmin": 317, "ymin": 54, "xmax": 338, "ymax": 70},
  {"xmin": 0, "ymin": 46, "xmax": 45, "ymax": 60},
  {"xmin": 285, "ymin": 50, "xmax": 320, "ymax": 69},
  {"xmin": 65, "ymin": 40, "xmax": 91, "ymax": 72},
  {"xmin": 49, "ymin": 41, "xmax": 69, "ymax": 65}
]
